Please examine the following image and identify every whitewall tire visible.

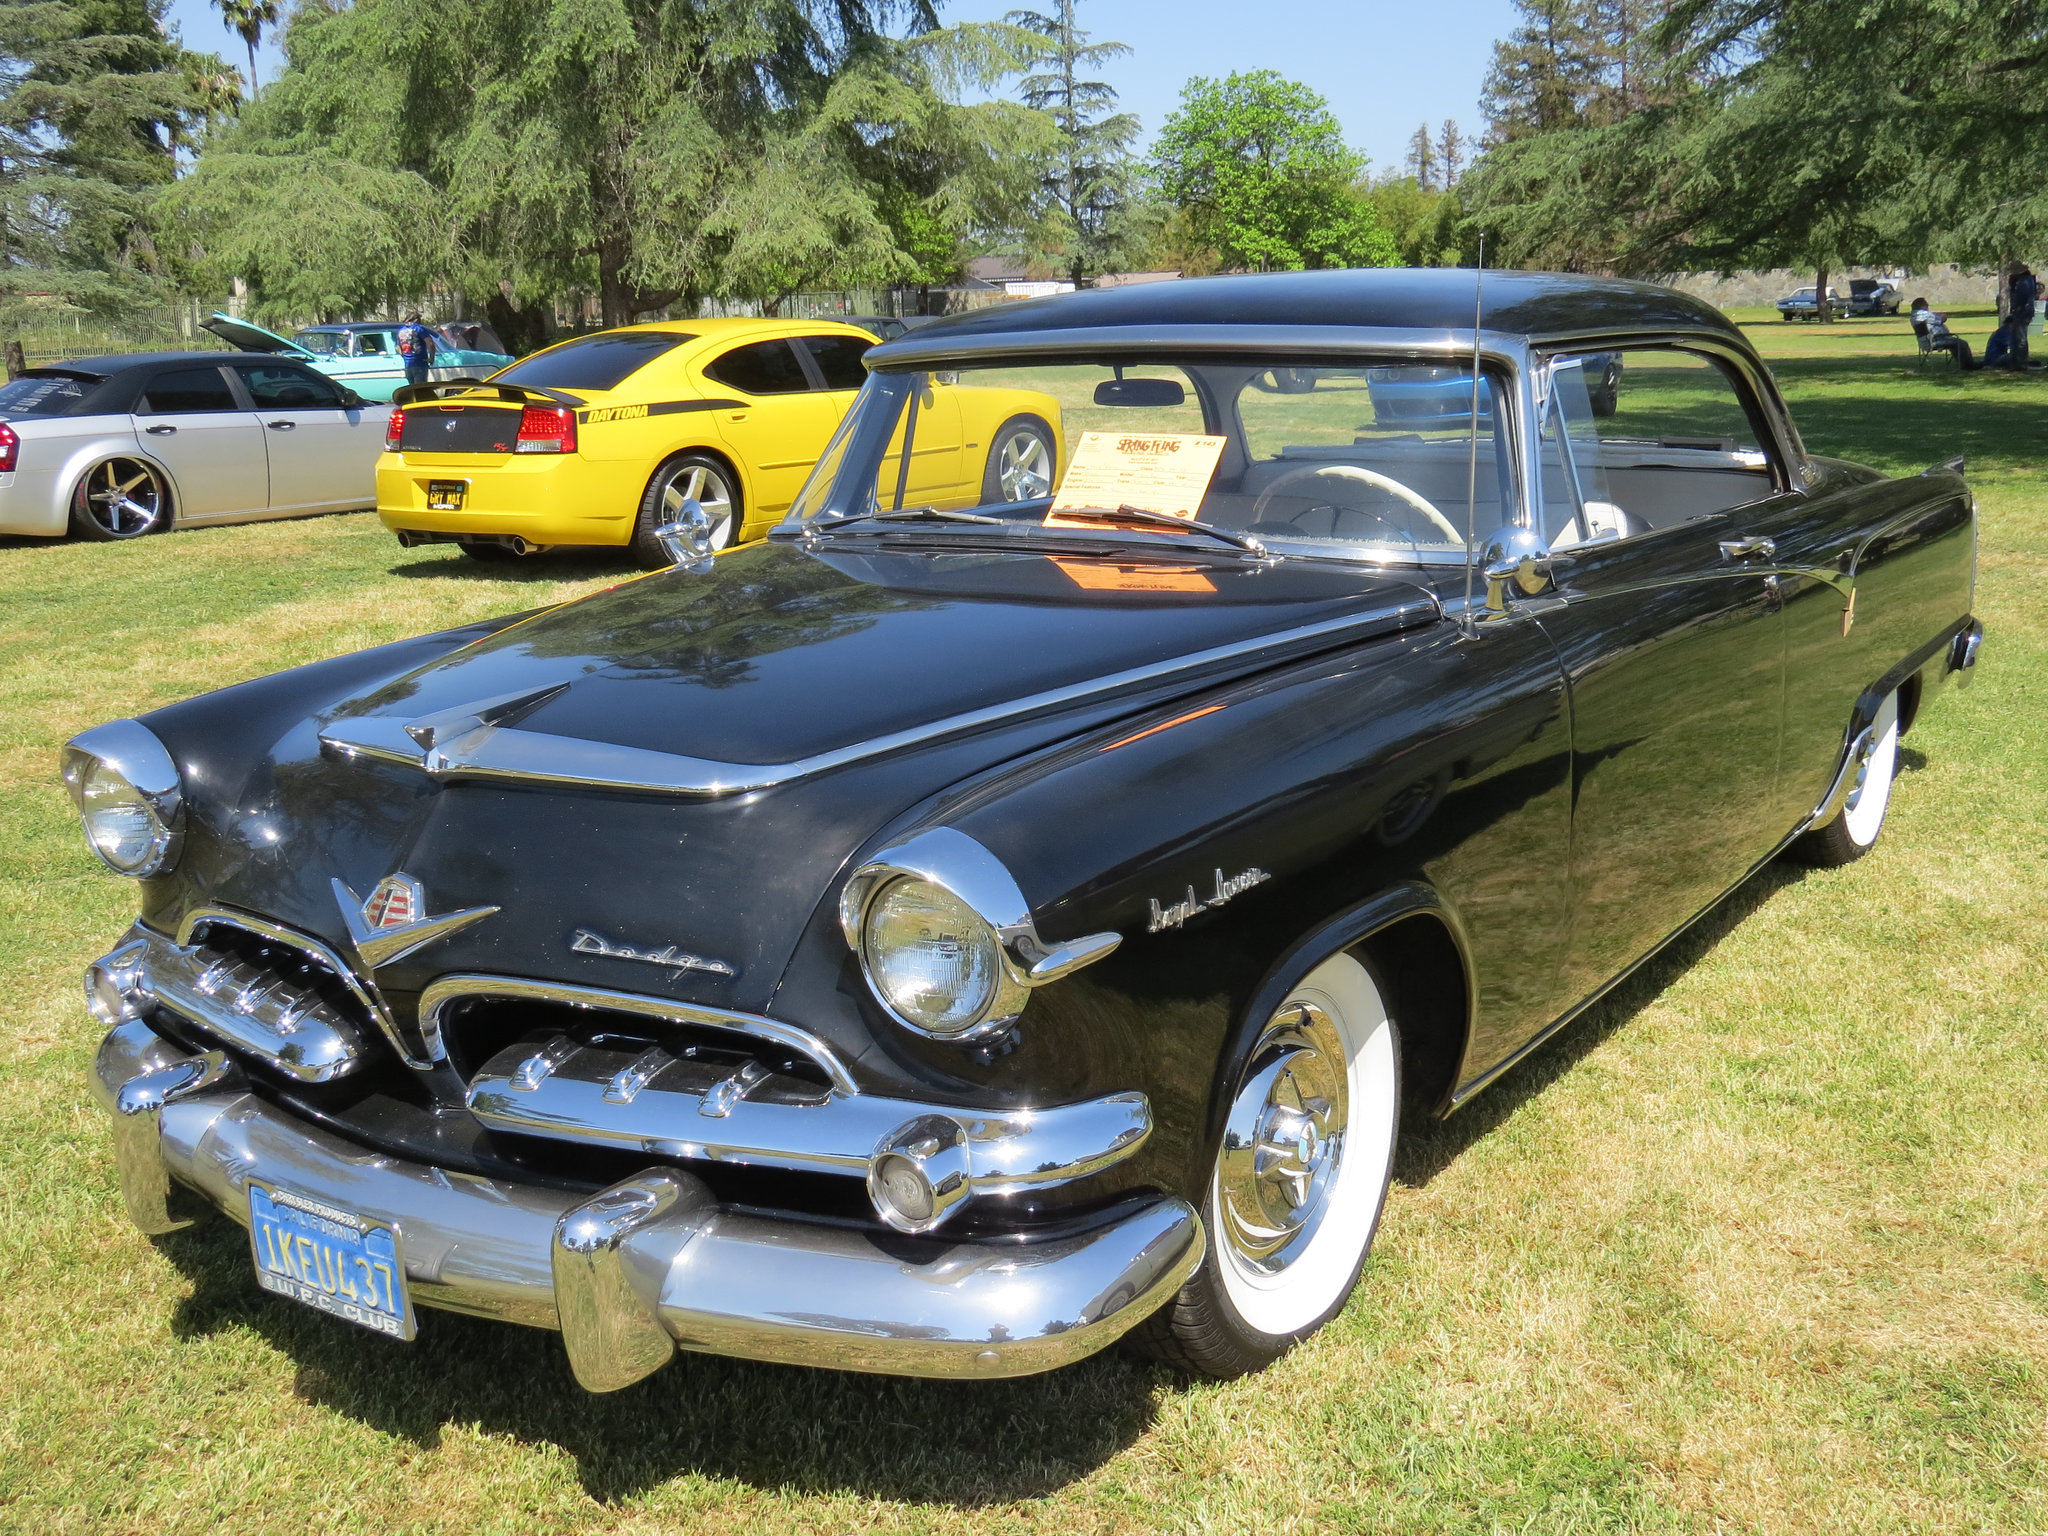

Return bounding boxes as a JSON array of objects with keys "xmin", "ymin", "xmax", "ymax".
[
  {"xmin": 1792, "ymin": 688, "xmax": 1900, "ymax": 867},
  {"xmin": 1130, "ymin": 950, "xmax": 1401, "ymax": 1376}
]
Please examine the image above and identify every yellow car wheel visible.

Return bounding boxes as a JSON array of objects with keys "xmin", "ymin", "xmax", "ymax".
[
  {"xmin": 632, "ymin": 453, "xmax": 741, "ymax": 570},
  {"xmin": 980, "ymin": 415, "xmax": 1057, "ymax": 504}
]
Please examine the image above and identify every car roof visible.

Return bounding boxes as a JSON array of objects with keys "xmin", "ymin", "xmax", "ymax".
[
  {"xmin": 870, "ymin": 269, "xmax": 1742, "ymax": 365},
  {"xmin": 62, "ymin": 351, "xmax": 272, "ymax": 375}
]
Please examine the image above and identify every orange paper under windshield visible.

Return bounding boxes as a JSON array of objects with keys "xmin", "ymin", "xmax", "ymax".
[
  {"xmin": 1050, "ymin": 558, "xmax": 1217, "ymax": 594},
  {"xmin": 1045, "ymin": 431, "xmax": 1227, "ymax": 527}
]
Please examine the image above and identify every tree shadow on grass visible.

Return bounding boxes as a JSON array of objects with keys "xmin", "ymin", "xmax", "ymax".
[
  {"xmin": 155, "ymin": 1220, "xmax": 1161, "ymax": 1506},
  {"xmin": 1394, "ymin": 858, "xmax": 1812, "ymax": 1189},
  {"xmin": 1771, "ymin": 356, "xmax": 2048, "ymax": 475}
]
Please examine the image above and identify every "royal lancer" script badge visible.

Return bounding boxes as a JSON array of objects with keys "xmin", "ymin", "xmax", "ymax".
[{"xmin": 1147, "ymin": 866, "xmax": 1272, "ymax": 933}]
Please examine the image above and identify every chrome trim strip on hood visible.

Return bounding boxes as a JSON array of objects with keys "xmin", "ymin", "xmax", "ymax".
[{"xmin": 316, "ymin": 600, "xmax": 1439, "ymax": 797}]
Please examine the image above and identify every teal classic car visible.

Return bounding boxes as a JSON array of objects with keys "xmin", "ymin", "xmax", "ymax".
[{"xmin": 201, "ymin": 314, "xmax": 517, "ymax": 403}]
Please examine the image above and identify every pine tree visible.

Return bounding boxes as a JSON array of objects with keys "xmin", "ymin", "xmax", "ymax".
[
  {"xmin": 1436, "ymin": 119, "xmax": 1464, "ymax": 186},
  {"xmin": 0, "ymin": 0, "xmax": 221, "ymax": 305},
  {"xmin": 1005, "ymin": 0, "xmax": 1138, "ymax": 282},
  {"xmin": 1405, "ymin": 123, "xmax": 1437, "ymax": 188}
]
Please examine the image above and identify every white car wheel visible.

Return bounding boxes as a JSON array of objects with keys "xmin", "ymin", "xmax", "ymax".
[{"xmin": 1130, "ymin": 950, "xmax": 1401, "ymax": 1376}]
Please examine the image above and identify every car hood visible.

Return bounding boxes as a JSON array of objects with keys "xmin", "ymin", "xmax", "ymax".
[
  {"xmin": 201, "ymin": 311, "xmax": 308, "ymax": 355},
  {"xmin": 142, "ymin": 539, "xmax": 1439, "ymax": 1020}
]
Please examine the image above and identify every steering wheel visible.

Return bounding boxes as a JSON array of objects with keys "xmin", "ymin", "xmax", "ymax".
[{"xmin": 1250, "ymin": 464, "xmax": 1463, "ymax": 543}]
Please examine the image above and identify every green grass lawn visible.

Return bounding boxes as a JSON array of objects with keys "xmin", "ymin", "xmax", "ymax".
[{"xmin": 3, "ymin": 320, "xmax": 2046, "ymax": 1534}]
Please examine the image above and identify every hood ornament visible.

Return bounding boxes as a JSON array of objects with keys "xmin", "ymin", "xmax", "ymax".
[
  {"xmin": 332, "ymin": 873, "xmax": 499, "ymax": 969},
  {"xmin": 570, "ymin": 927, "xmax": 736, "ymax": 979}
]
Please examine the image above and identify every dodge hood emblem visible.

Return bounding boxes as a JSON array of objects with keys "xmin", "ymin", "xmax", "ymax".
[{"xmin": 332, "ymin": 872, "xmax": 499, "ymax": 969}]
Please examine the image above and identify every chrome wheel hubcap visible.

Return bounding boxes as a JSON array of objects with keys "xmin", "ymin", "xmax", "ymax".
[
  {"xmin": 660, "ymin": 465, "xmax": 734, "ymax": 548},
  {"xmin": 996, "ymin": 431, "xmax": 1051, "ymax": 500},
  {"xmin": 1217, "ymin": 1001, "xmax": 1349, "ymax": 1276},
  {"xmin": 84, "ymin": 458, "xmax": 163, "ymax": 536}
]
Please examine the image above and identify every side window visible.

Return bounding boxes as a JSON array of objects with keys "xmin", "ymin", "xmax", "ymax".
[
  {"xmin": 240, "ymin": 364, "xmax": 348, "ymax": 408},
  {"xmin": 292, "ymin": 331, "xmax": 342, "ymax": 356},
  {"xmin": 796, "ymin": 334, "xmax": 871, "ymax": 391},
  {"xmin": 355, "ymin": 331, "xmax": 390, "ymax": 356},
  {"xmin": 1541, "ymin": 348, "xmax": 1776, "ymax": 549},
  {"xmin": 139, "ymin": 366, "xmax": 238, "ymax": 414},
  {"xmin": 704, "ymin": 339, "xmax": 810, "ymax": 395}
]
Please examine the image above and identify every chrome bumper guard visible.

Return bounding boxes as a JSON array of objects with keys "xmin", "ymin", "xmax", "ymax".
[{"xmin": 91, "ymin": 1019, "xmax": 1204, "ymax": 1388}]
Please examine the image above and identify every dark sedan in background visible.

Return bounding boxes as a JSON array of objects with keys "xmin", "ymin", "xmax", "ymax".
[{"xmin": 69, "ymin": 269, "xmax": 1979, "ymax": 1392}]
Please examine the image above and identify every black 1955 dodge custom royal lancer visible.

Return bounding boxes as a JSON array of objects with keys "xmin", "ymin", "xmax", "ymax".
[{"xmin": 66, "ymin": 269, "xmax": 1981, "ymax": 1388}]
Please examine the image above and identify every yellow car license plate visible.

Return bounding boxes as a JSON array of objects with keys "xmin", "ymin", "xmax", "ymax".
[
  {"xmin": 426, "ymin": 480, "xmax": 467, "ymax": 511},
  {"xmin": 249, "ymin": 1182, "xmax": 415, "ymax": 1340}
]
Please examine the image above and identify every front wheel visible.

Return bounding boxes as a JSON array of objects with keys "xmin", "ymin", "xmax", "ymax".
[
  {"xmin": 70, "ymin": 457, "xmax": 169, "ymax": 541},
  {"xmin": 980, "ymin": 415, "xmax": 1056, "ymax": 505},
  {"xmin": 1128, "ymin": 950, "xmax": 1401, "ymax": 1378},
  {"xmin": 1789, "ymin": 689, "xmax": 1900, "ymax": 866}
]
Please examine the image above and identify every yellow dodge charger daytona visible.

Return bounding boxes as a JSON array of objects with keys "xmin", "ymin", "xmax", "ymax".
[{"xmin": 377, "ymin": 318, "xmax": 1062, "ymax": 565}]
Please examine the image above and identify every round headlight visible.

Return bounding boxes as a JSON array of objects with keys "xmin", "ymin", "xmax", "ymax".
[
  {"xmin": 861, "ymin": 876, "xmax": 1004, "ymax": 1037},
  {"xmin": 60, "ymin": 720, "xmax": 184, "ymax": 878},
  {"xmin": 77, "ymin": 760, "xmax": 173, "ymax": 874}
]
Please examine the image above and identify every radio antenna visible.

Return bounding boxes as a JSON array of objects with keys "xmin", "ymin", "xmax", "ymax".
[{"xmin": 1460, "ymin": 234, "xmax": 1486, "ymax": 636}]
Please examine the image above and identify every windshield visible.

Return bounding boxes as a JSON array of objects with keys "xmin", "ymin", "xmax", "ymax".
[
  {"xmin": 492, "ymin": 330, "xmax": 692, "ymax": 391},
  {"xmin": 784, "ymin": 355, "xmax": 1517, "ymax": 563}
]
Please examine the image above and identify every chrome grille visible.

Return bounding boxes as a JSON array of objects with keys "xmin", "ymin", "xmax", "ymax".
[{"xmin": 135, "ymin": 918, "xmax": 374, "ymax": 1082}]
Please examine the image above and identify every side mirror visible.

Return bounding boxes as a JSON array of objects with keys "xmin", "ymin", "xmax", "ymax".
[
  {"xmin": 340, "ymin": 388, "xmax": 364, "ymax": 408},
  {"xmin": 1481, "ymin": 526, "xmax": 1557, "ymax": 612},
  {"xmin": 653, "ymin": 499, "xmax": 716, "ymax": 572}
]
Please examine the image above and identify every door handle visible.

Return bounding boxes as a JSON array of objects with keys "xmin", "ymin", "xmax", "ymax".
[
  {"xmin": 267, "ymin": 420, "xmax": 296, "ymax": 431},
  {"xmin": 145, "ymin": 424, "xmax": 175, "ymax": 435},
  {"xmin": 1719, "ymin": 536, "xmax": 1775, "ymax": 561}
]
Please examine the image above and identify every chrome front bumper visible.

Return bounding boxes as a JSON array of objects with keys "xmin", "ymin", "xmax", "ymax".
[{"xmin": 92, "ymin": 1019, "xmax": 1204, "ymax": 1389}]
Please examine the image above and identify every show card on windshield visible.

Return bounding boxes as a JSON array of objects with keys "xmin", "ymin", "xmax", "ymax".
[{"xmin": 1046, "ymin": 431, "xmax": 1227, "ymax": 527}]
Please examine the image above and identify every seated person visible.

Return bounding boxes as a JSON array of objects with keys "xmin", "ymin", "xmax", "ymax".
[{"xmin": 1912, "ymin": 298, "xmax": 1979, "ymax": 370}]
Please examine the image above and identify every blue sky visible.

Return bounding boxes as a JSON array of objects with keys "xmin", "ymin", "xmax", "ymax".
[{"xmin": 162, "ymin": 0, "xmax": 1518, "ymax": 173}]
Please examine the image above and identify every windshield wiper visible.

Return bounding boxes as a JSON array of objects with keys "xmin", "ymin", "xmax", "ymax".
[
  {"xmin": 1052, "ymin": 504, "xmax": 1273, "ymax": 559},
  {"xmin": 816, "ymin": 505, "xmax": 1006, "ymax": 530}
]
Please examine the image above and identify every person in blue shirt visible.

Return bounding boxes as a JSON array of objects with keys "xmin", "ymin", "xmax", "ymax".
[
  {"xmin": 396, "ymin": 312, "xmax": 438, "ymax": 388},
  {"xmin": 1984, "ymin": 267, "xmax": 2038, "ymax": 369}
]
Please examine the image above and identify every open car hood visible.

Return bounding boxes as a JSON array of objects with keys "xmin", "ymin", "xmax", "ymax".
[{"xmin": 201, "ymin": 311, "xmax": 307, "ymax": 355}]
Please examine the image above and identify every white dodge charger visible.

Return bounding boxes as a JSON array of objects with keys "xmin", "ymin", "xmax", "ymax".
[{"xmin": 0, "ymin": 350, "xmax": 391, "ymax": 542}]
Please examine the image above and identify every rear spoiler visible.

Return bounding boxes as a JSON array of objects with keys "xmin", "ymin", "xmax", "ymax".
[
  {"xmin": 19, "ymin": 366, "xmax": 107, "ymax": 383},
  {"xmin": 391, "ymin": 380, "xmax": 584, "ymax": 408}
]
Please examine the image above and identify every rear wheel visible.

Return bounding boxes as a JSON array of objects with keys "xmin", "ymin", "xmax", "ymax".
[
  {"xmin": 632, "ymin": 453, "xmax": 738, "ymax": 569},
  {"xmin": 1128, "ymin": 951, "xmax": 1401, "ymax": 1378},
  {"xmin": 1789, "ymin": 689, "xmax": 1899, "ymax": 867},
  {"xmin": 980, "ymin": 416, "xmax": 1056, "ymax": 505},
  {"xmin": 69, "ymin": 457, "xmax": 168, "ymax": 541}
]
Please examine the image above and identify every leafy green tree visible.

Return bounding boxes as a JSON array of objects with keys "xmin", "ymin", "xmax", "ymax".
[
  {"xmin": 1152, "ymin": 70, "xmax": 1396, "ymax": 272},
  {"xmin": 0, "ymin": 0, "xmax": 221, "ymax": 308},
  {"xmin": 160, "ymin": 0, "xmax": 1052, "ymax": 325},
  {"xmin": 1004, "ymin": 0, "xmax": 1138, "ymax": 282}
]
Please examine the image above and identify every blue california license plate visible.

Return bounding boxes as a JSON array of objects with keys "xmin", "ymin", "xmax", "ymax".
[{"xmin": 248, "ymin": 1182, "xmax": 416, "ymax": 1341}]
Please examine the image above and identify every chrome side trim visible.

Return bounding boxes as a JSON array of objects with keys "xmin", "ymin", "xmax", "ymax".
[
  {"xmin": 417, "ymin": 973, "xmax": 860, "ymax": 1095},
  {"xmin": 318, "ymin": 603, "xmax": 1438, "ymax": 798},
  {"xmin": 122, "ymin": 920, "xmax": 377, "ymax": 1082},
  {"xmin": 91, "ymin": 1021, "xmax": 1204, "ymax": 1382},
  {"xmin": 463, "ymin": 1034, "xmax": 1153, "ymax": 1196}
]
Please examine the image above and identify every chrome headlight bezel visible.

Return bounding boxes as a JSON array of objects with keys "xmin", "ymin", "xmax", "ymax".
[
  {"xmin": 838, "ymin": 827, "xmax": 1122, "ymax": 1044},
  {"xmin": 60, "ymin": 720, "xmax": 185, "ymax": 878}
]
